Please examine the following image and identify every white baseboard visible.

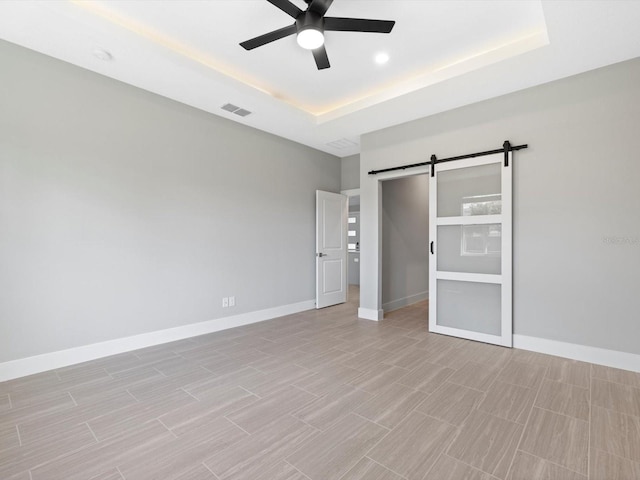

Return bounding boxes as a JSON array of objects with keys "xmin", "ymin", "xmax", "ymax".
[
  {"xmin": 358, "ymin": 307, "xmax": 384, "ymax": 321},
  {"xmin": 0, "ymin": 299, "xmax": 315, "ymax": 382},
  {"xmin": 513, "ymin": 334, "xmax": 640, "ymax": 373},
  {"xmin": 5, "ymin": 304, "xmax": 639, "ymax": 382},
  {"xmin": 383, "ymin": 290, "xmax": 429, "ymax": 313}
]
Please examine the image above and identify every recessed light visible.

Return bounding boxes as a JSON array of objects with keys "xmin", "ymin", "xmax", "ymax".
[
  {"xmin": 374, "ymin": 52, "xmax": 389, "ymax": 65},
  {"xmin": 92, "ymin": 48, "xmax": 113, "ymax": 61}
]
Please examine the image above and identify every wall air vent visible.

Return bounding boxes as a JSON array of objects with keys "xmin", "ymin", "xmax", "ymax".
[{"xmin": 221, "ymin": 103, "xmax": 252, "ymax": 117}]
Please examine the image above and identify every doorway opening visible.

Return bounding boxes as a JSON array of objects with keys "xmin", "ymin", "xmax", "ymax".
[
  {"xmin": 381, "ymin": 174, "xmax": 429, "ymax": 321},
  {"xmin": 347, "ymin": 194, "xmax": 361, "ymax": 306}
]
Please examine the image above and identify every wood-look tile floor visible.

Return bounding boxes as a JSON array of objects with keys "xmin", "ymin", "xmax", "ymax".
[{"xmin": 2, "ymin": 287, "xmax": 640, "ymax": 480}]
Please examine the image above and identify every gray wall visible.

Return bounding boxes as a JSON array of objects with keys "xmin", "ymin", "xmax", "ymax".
[
  {"xmin": 381, "ymin": 175, "xmax": 429, "ymax": 312},
  {"xmin": 0, "ymin": 40, "xmax": 340, "ymax": 363},
  {"xmin": 341, "ymin": 154, "xmax": 360, "ymax": 190},
  {"xmin": 360, "ymin": 57, "xmax": 640, "ymax": 355}
]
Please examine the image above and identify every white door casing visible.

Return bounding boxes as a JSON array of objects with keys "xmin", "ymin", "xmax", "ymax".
[
  {"xmin": 316, "ymin": 190, "xmax": 348, "ymax": 309},
  {"xmin": 429, "ymin": 152, "xmax": 513, "ymax": 347}
]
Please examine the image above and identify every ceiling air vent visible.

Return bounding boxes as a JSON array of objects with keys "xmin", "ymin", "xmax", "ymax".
[
  {"xmin": 326, "ymin": 138, "xmax": 358, "ymax": 149},
  {"xmin": 221, "ymin": 103, "xmax": 239, "ymax": 112},
  {"xmin": 221, "ymin": 103, "xmax": 252, "ymax": 117}
]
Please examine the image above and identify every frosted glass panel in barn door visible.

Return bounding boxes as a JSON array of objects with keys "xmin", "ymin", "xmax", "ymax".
[{"xmin": 429, "ymin": 153, "xmax": 512, "ymax": 347}]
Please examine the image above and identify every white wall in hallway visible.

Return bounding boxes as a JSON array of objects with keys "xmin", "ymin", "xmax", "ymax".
[{"xmin": 381, "ymin": 175, "xmax": 429, "ymax": 312}]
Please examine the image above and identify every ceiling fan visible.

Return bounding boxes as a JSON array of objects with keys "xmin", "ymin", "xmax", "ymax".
[{"xmin": 239, "ymin": 0, "xmax": 396, "ymax": 70}]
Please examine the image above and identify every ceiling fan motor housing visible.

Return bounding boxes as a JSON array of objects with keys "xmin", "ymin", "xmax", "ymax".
[{"xmin": 296, "ymin": 10, "xmax": 324, "ymax": 33}]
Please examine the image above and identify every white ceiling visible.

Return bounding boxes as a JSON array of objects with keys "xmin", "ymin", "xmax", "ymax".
[{"xmin": 2, "ymin": 1, "xmax": 640, "ymax": 157}]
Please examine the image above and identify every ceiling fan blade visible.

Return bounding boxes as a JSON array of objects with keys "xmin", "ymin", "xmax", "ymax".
[
  {"xmin": 267, "ymin": 0, "xmax": 302, "ymax": 18},
  {"xmin": 312, "ymin": 45, "xmax": 330, "ymax": 70},
  {"xmin": 308, "ymin": 0, "xmax": 334, "ymax": 17},
  {"xmin": 324, "ymin": 17, "xmax": 395, "ymax": 33},
  {"xmin": 240, "ymin": 24, "xmax": 297, "ymax": 50}
]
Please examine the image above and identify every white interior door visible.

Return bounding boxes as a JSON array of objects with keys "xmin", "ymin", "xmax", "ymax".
[
  {"xmin": 316, "ymin": 190, "xmax": 348, "ymax": 309},
  {"xmin": 429, "ymin": 152, "xmax": 512, "ymax": 347}
]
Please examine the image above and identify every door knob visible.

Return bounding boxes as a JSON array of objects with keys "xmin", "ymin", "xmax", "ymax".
[{"xmin": 317, "ymin": 252, "xmax": 327, "ymax": 257}]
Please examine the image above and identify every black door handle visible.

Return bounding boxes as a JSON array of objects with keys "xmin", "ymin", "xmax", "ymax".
[{"xmin": 430, "ymin": 241, "xmax": 434, "ymax": 254}]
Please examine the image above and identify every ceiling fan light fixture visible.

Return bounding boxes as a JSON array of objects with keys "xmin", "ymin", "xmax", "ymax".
[
  {"xmin": 297, "ymin": 27, "xmax": 324, "ymax": 50},
  {"xmin": 240, "ymin": 0, "xmax": 396, "ymax": 70}
]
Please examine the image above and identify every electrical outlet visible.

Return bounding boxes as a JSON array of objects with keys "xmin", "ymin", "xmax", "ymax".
[
  {"xmin": 222, "ymin": 297, "xmax": 229, "ymax": 308},
  {"xmin": 229, "ymin": 296, "xmax": 235, "ymax": 307}
]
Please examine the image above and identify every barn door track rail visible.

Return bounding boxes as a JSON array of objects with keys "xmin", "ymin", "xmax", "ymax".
[{"xmin": 367, "ymin": 140, "xmax": 528, "ymax": 177}]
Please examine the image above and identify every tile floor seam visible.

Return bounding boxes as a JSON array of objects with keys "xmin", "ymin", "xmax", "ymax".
[
  {"xmin": 486, "ymin": 355, "xmax": 520, "ymax": 388},
  {"xmin": 590, "ymin": 445, "xmax": 640, "ymax": 466},
  {"xmin": 116, "ymin": 465, "xmax": 126, "ymax": 480},
  {"xmin": 504, "ymin": 364, "xmax": 549, "ymax": 480},
  {"xmin": 349, "ymin": 413, "xmax": 399, "ymax": 468},
  {"xmin": 8, "ymin": 392, "xmax": 13, "ymax": 409},
  {"xmin": 541, "ymin": 377, "xmax": 589, "ymax": 390},
  {"xmin": 347, "ymin": 384, "xmax": 372, "ymax": 396},
  {"xmin": 440, "ymin": 452, "xmax": 501, "ymax": 480},
  {"xmin": 362, "ymin": 455, "xmax": 410, "ymax": 480},
  {"xmin": 16, "ymin": 424, "xmax": 22, "ymax": 446},
  {"xmin": 290, "ymin": 383, "xmax": 325, "ymax": 398},
  {"xmin": 514, "ymin": 449, "xmax": 588, "ymax": 477},
  {"xmin": 199, "ymin": 365, "xmax": 219, "ymax": 376},
  {"xmin": 222, "ymin": 414, "xmax": 253, "ymax": 436},
  {"xmin": 443, "ymin": 452, "xmax": 505, "ymax": 480},
  {"xmin": 179, "ymin": 387, "xmax": 201, "ymax": 402},
  {"xmin": 419, "ymin": 451, "xmax": 446, "ymax": 480},
  {"xmin": 125, "ymin": 388, "xmax": 140, "ymax": 403},
  {"xmin": 350, "ymin": 411, "xmax": 391, "ymax": 431},
  {"xmin": 293, "ymin": 406, "xmax": 350, "ymax": 433},
  {"xmin": 400, "ymin": 383, "xmax": 459, "ymax": 428},
  {"xmin": 283, "ymin": 459, "xmax": 314, "ymax": 480},
  {"xmin": 287, "ymin": 413, "xmax": 323, "ymax": 433},
  {"xmin": 85, "ymin": 422, "xmax": 100, "ymax": 443},
  {"xmin": 236, "ymin": 384, "xmax": 262, "ymax": 399},
  {"xmin": 201, "ymin": 461, "xmax": 221, "ymax": 479},
  {"xmin": 289, "ymin": 383, "xmax": 323, "ymax": 400},
  {"xmin": 491, "ymin": 375, "xmax": 546, "ymax": 392},
  {"xmin": 532, "ymin": 405, "xmax": 590, "ymax": 424},
  {"xmin": 26, "ymin": 432, "xmax": 101, "ymax": 473},
  {"xmin": 590, "ymin": 371, "xmax": 640, "ymax": 389},
  {"xmin": 440, "ymin": 379, "xmax": 488, "ymax": 395},
  {"xmin": 590, "ymin": 399, "xmax": 640, "ymax": 420},
  {"xmin": 156, "ymin": 417, "xmax": 178, "ymax": 438},
  {"xmin": 68, "ymin": 391, "xmax": 78, "ymax": 406},
  {"xmin": 440, "ymin": 419, "xmax": 469, "ymax": 462},
  {"xmin": 422, "ymin": 412, "xmax": 466, "ymax": 430}
]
